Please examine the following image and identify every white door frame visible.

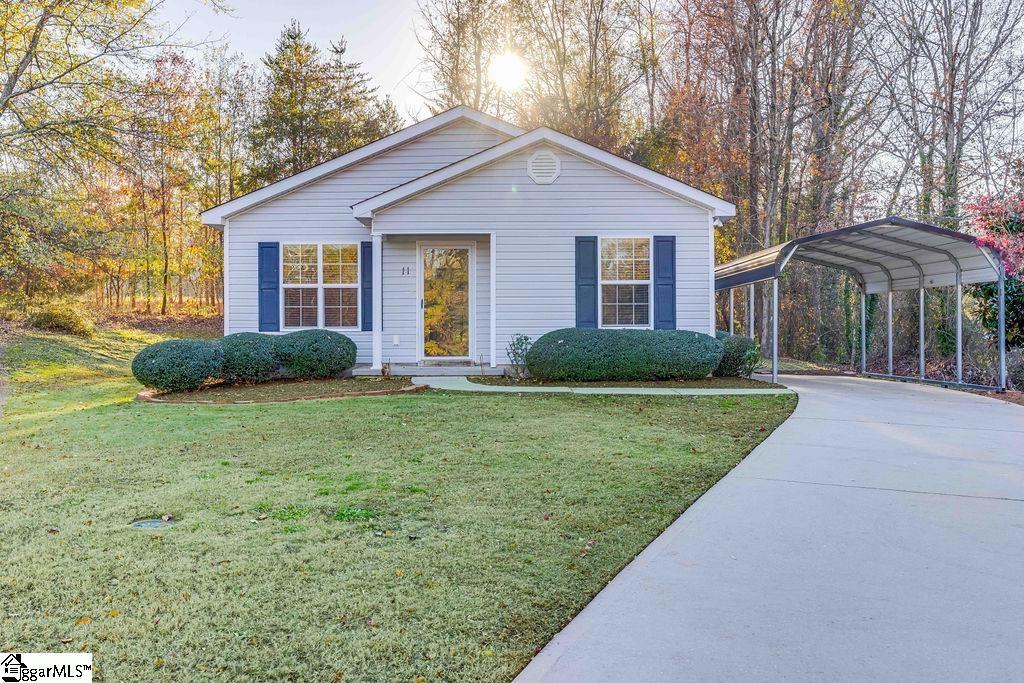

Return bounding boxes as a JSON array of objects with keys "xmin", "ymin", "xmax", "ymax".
[{"xmin": 416, "ymin": 241, "xmax": 476, "ymax": 362}]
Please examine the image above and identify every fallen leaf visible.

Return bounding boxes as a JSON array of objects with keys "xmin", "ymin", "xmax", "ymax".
[
  {"xmin": 256, "ymin": 514, "xmax": 268, "ymax": 521},
  {"xmin": 108, "ymin": 610, "xmax": 118, "ymax": 618},
  {"xmin": 75, "ymin": 616, "xmax": 92, "ymax": 626}
]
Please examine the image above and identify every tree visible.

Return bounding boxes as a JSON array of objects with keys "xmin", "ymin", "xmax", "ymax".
[
  {"xmin": 246, "ymin": 21, "xmax": 402, "ymax": 187},
  {"xmin": 870, "ymin": 0, "xmax": 1024, "ymax": 225},
  {"xmin": 417, "ymin": 0, "xmax": 507, "ymax": 113},
  {"xmin": 0, "ymin": 0, "xmax": 171, "ymax": 302},
  {"xmin": 965, "ymin": 194, "xmax": 1024, "ymax": 348}
]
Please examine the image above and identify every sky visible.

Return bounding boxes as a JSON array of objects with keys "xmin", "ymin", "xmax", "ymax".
[{"xmin": 158, "ymin": 0, "xmax": 430, "ymax": 120}]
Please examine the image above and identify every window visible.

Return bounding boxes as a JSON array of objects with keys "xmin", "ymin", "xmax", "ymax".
[
  {"xmin": 282, "ymin": 243, "xmax": 360, "ymax": 329},
  {"xmin": 600, "ymin": 237, "xmax": 651, "ymax": 327}
]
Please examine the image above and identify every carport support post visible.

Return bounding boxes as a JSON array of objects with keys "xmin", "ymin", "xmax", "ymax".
[
  {"xmin": 728, "ymin": 289, "xmax": 735, "ymax": 335},
  {"xmin": 859, "ymin": 290, "xmax": 866, "ymax": 374},
  {"xmin": 998, "ymin": 266, "xmax": 1007, "ymax": 390},
  {"xmin": 771, "ymin": 277, "xmax": 779, "ymax": 384},
  {"xmin": 747, "ymin": 284, "xmax": 755, "ymax": 339},
  {"xmin": 886, "ymin": 290, "xmax": 894, "ymax": 375},
  {"xmin": 956, "ymin": 273, "xmax": 963, "ymax": 384},
  {"xmin": 918, "ymin": 286, "xmax": 926, "ymax": 379}
]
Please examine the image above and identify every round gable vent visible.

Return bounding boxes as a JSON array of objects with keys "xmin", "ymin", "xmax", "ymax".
[{"xmin": 527, "ymin": 149, "xmax": 560, "ymax": 184}]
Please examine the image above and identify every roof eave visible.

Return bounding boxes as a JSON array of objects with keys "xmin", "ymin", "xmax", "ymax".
[
  {"xmin": 200, "ymin": 106, "xmax": 524, "ymax": 227},
  {"xmin": 352, "ymin": 127, "xmax": 737, "ymax": 219}
]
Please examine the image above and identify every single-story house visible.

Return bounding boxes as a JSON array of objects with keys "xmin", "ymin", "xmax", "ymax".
[{"xmin": 200, "ymin": 106, "xmax": 736, "ymax": 372}]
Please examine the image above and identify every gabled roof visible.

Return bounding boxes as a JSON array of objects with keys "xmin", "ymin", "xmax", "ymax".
[
  {"xmin": 714, "ymin": 216, "xmax": 1001, "ymax": 294},
  {"xmin": 200, "ymin": 106, "xmax": 523, "ymax": 227},
  {"xmin": 351, "ymin": 127, "xmax": 736, "ymax": 223}
]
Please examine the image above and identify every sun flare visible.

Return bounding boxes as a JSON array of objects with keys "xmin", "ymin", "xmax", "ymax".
[{"xmin": 488, "ymin": 51, "xmax": 528, "ymax": 92}]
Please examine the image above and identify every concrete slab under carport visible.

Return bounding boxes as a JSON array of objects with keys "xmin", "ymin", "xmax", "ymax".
[{"xmin": 516, "ymin": 375, "xmax": 1024, "ymax": 682}]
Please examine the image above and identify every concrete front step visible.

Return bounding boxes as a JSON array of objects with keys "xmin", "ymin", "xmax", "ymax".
[{"xmin": 352, "ymin": 364, "xmax": 506, "ymax": 377}]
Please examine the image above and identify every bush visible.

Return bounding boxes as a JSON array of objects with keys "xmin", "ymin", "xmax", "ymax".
[
  {"xmin": 525, "ymin": 328, "xmax": 723, "ymax": 381},
  {"xmin": 272, "ymin": 329, "xmax": 356, "ymax": 379},
  {"xmin": 713, "ymin": 331, "xmax": 761, "ymax": 378},
  {"xmin": 132, "ymin": 339, "xmax": 224, "ymax": 392},
  {"xmin": 29, "ymin": 304, "xmax": 94, "ymax": 337},
  {"xmin": 218, "ymin": 332, "xmax": 279, "ymax": 384},
  {"xmin": 506, "ymin": 333, "xmax": 533, "ymax": 380}
]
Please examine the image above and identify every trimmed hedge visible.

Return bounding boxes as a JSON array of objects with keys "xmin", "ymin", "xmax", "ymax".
[
  {"xmin": 218, "ymin": 332, "xmax": 278, "ymax": 384},
  {"xmin": 132, "ymin": 339, "xmax": 224, "ymax": 392},
  {"xmin": 525, "ymin": 328, "xmax": 723, "ymax": 381},
  {"xmin": 713, "ymin": 331, "xmax": 761, "ymax": 378},
  {"xmin": 272, "ymin": 329, "xmax": 357, "ymax": 379}
]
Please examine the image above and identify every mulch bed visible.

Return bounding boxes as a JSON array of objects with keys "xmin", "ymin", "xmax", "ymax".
[{"xmin": 976, "ymin": 390, "xmax": 1024, "ymax": 408}]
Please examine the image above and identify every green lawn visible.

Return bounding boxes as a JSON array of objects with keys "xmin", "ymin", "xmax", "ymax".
[
  {"xmin": 0, "ymin": 327, "xmax": 795, "ymax": 681},
  {"xmin": 152, "ymin": 376, "xmax": 416, "ymax": 403}
]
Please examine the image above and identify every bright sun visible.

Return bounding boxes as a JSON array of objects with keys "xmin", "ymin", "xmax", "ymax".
[{"xmin": 488, "ymin": 52, "xmax": 528, "ymax": 92}]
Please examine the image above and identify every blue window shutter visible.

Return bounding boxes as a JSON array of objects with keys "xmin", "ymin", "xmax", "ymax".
[
  {"xmin": 257, "ymin": 242, "xmax": 280, "ymax": 332},
  {"xmin": 360, "ymin": 241, "xmax": 372, "ymax": 331},
  {"xmin": 653, "ymin": 236, "xmax": 676, "ymax": 329},
  {"xmin": 575, "ymin": 236, "xmax": 598, "ymax": 328}
]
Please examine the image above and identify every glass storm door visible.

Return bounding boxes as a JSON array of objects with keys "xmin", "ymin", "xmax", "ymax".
[{"xmin": 421, "ymin": 245, "xmax": 471, "ymax": 358}]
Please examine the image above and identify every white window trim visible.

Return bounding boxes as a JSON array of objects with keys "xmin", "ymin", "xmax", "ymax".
[
  {"xmin": 280, "ymin": 242, "xmax": 361, "ymax": 332},
  {"xmin": 598, "ymin": 235, "xmax": 654, "ymax": 330}
]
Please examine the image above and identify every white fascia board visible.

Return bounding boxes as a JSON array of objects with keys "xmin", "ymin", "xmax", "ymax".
[
  {"xmin": 199, "ymin": 106, "xmax": 523, "ymax": 227},
  {"xmin": 352, "ymin": 127, "xmax": 736, "ymax": 220}
]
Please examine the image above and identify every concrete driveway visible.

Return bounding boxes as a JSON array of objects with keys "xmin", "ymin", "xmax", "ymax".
[{"xmin": 516, "ymin": 375, "xmax": 1024, "ymax": 682}]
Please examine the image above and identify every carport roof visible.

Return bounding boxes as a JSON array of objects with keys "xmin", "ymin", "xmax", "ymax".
[{"xmin": 714, "ymin": 216, "xmax": 1002, "ymax": 294}]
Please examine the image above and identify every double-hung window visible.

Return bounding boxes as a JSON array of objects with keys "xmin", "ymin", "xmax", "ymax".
[
  {"xmin": 282, "ymin": 243, "xmax": 359, "ymax": 329},
  {"xmin": 599, "ymin": 237, "xmax": 652, "ymax": 327}
]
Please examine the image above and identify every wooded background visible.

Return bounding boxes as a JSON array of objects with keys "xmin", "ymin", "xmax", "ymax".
[{"xmin": 1, "ymin": 0, "xmax": 1022, "ymax": 376}]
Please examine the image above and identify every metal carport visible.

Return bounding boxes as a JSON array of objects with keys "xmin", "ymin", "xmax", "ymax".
[{"xmin": 715, "ymin": 216, "xmax": 1007, "ymax": 390}]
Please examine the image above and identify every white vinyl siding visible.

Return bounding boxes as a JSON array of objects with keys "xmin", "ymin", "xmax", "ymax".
[
  {"xmin": 223, "ymin": 120, "xmax": 509, "ymax": 360},
  {"xmin": 371, "ymin": 143, "xmax": 714, "ymax": 362}
]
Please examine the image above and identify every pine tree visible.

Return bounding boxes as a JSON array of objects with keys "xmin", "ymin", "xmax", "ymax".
[{"xmin": 246, "ymin": 21, "xmax": 402, "ymax": 188}]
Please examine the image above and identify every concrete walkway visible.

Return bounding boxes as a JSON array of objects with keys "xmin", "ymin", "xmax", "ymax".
[
  {"xmin": 415, "ymin": 375, "xmax": 792, "ymax": 396},
  {"xmin": 516, "ymin": 375, "xmax": 1024, "ymax": 682}
]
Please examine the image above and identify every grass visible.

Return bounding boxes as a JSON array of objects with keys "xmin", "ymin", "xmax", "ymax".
[
  {"xmin": 152, "ymin": 376, "xmax": 415, "ymax": 403},
  {"xmin": 468, "ymin": 375, "xmax": 783, "ymax": 389},
  {"xmin": 0, "ymin": 326, "xmax": 795, "ymax": 682}
]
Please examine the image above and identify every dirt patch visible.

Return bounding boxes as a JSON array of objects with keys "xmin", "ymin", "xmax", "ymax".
[{"xmin": 468, "ymin": 376, "xmax": 784, "ymax": 389}]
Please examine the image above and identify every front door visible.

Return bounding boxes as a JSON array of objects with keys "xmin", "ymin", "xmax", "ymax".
[{"xmin": 419, "ymin": 244, "xmax": 473, "ymax": 360}]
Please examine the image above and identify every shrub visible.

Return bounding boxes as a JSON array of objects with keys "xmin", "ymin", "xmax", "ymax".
[
  {"xmin": 272, "ymin": 329, "xmax": 356, "ymax": 379},
  {"xmin": 505, "ymin": 333, "xmax": 533, "ymax": 379},
  {"xmin": 525, "ymin": 328, "xmax": 723, "ymax": 381},
  {"xmin": 218, "ymin": 332, "xmax": 278, "ymax": 384},
  {"xmin": 713, "ymin": 331, "xmax": 762, "ymax": 378},
  {"xmin": 132, "ymin": 339, "xmax": 224, "ymax": 392},
  {"xmin": 29, "ymin": 304, "xmax": 94, "ymax": 337}
]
